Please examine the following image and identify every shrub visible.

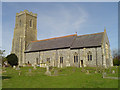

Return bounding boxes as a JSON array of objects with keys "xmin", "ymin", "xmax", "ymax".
[{"xmin": 6, "ymin": 54, "xmax": 18, "ymax": 67}]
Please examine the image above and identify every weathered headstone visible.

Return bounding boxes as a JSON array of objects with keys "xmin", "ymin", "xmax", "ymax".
[
  {"xmin": 54, "ymin": 70, "xmax": 58, "ymax": 76},
  {"xmin": 112, "ymin": 70, "xmax": 115, "ymax": 74},
  {"xmin": 86, "ymin": 70, "xmax": 89, "ymax": 74},
  {"xmin": 13, "ymin": 65, "xmax": 16, "ymax": 69},
  {"xmin": 23, "ymin": 64, "xmax": 26, "ymax": 67},
  {"xmin": 45, "ymin": 65, "xmax": 51, "ymax": 76},
  {"xmin": 29, "ymin": 69, "xmax": 32, "ymax": 73},
  {"xmin": 95, "ymin": 71, "xmax": 97, "ymax": 73},
  {"xmin": 19, "ymin": 71, "xmax": 21, "ymax": 76},
  {"xmin": 102, "ymin": 72, "xmax": 106, "ymax": 78},
  {"xmin": 33, "ymin": 65, "xmax": 37, "ymax": 70},
  {"xmin": 109, "ymin": 67, "xmax": 112, "ymax": 73},
  {"xmin": 16, "ymin": 66, "xmax": 20, "ymax": 70}
]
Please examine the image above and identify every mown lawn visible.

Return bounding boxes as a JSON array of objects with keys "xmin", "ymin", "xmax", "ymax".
[{"xmin": 1, "ymin": 66, "xmax": 119, "ymax": 88}]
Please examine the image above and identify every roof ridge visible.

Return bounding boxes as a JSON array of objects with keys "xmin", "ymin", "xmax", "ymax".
[
  {"xmin": 32, "ymin": 34, "xmax": 77, "ymax": 42},
  {"xmin": 77, "ymin": 32, "xmax": 104, "ymax": 37}
]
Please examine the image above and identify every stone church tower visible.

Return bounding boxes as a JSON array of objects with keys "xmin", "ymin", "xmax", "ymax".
[{"xmin": 11, "ymin": 10, "xmax": 37, "ymax": 66}]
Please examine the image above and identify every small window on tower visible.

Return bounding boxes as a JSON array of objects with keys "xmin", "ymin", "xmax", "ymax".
[
  {"xmin": 19, "ymin": 19, "xmax": 21, "ymax": 27},
  {"xmin": 30, "ymin": 19, "xmax": 33, "ymax": 27}
]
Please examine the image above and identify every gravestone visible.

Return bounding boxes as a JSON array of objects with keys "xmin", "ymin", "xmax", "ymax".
[
  {"xmin": 54, "ymin": 70, "xmax": 58, "ymax": 76},
  {"xmin": 33, "ymin": 65, "xmax": 37, "ymax": 70},
  {"xmin": 109, "ymin": 67, "xmax": 112, "ymax": 73},
  {"xmin": 13, "ymin": 65, "xmax": 16, "ymax": 69},
  {"xmin": 19, "ymin": 71, "xmax": 21, "ymax": 76},
  {"xmin": 29, "ymin": 69, "xmax": 32, "ymax": 73},
  {"xmin": 81, "ymin": 67, "xmax": 85, "ymax": 72},
  {"xmin": 45, "ymin": 65, "xmax": 51, "ymax": 76},
  {"xmin": 86, "ymin": 70, "xmax": 89, "ymax": 74},
  {"xmin": 112, "ymin": 70, "xmax": 115, "ymax": 74},
  {"xmin": 16, "ymin": 66, "xmax": 20, "ymax": 70},
  {"xmin": 102, "ymin": 72, "xmax": 106, "ymax": 78},
  {"xmin": 23, "ymin": 64, "xmax": 26, "ymax": 67},
  {"xmin": 95, "ymin": 71, "xmax": 97, "ymax": 73}
]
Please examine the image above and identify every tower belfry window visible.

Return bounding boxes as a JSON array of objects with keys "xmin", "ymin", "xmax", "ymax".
[
  {"xmin": 19, "ymin": 19, "xmax": 21, "ymax": 27},
  {"xmin": 30, "ymin": 19, "xmax": 33, "ymax": 27}
]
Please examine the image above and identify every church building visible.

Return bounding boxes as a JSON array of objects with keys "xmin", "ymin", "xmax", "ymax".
[{"xmin": 11, "ymin": 10, "xmax": 113, "ymax": 68}]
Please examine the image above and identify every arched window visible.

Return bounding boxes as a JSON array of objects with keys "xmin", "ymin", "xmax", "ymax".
[
  {"xmin": 60, "ymin": 57, "xmax": 63, "ymax": 64},
  {"xmin": 74, "ymin": 52, "xmax": 78, "ymax": 63},
  {"xmin": 19, "ymin": 19, "xmax": 21, "ymax": 27},
  {"xmin": 105, "ymin": 43, "xmax": 109, "ymax": 59},
  {"xmin": 30, "ymin": 19, "xmax": 33, "ymax": 27},
  {"xmin": 88, "ymin": 51, "xmax": 92, "ymax": 61}
]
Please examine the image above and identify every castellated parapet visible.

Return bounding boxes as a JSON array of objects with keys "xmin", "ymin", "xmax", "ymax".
[
  {"xmin": 16, "ymin": 10, "xmax": 37, "ymax": 17},
  {"xmin": 11, "ymin": 10, "xmax": 37, "ymax": 66}
]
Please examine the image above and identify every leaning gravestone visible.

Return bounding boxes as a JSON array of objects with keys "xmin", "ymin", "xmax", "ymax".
[{"xmin": 45, "ymin": 65, "xmax": 51, "ymax": 76}]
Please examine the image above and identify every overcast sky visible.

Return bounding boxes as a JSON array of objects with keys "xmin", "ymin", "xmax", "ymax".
[{"xmin": 2, "ymin": 2, "xmax": 118, "ymax": 56}]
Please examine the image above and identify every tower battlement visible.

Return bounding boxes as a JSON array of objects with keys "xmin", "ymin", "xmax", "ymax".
[{"xmin": 16, "ymin": 10, "xmax": 37, "ymax": 17}]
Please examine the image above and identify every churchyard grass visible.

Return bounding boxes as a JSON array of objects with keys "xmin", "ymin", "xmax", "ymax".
[{"xmin": 2, "ymin": 66, "xmax": 119, "ymax": 88}]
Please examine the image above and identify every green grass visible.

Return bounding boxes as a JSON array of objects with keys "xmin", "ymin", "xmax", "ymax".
[{"xmin": 2, "ymin": 66, "xmax": 119, "ymax": 88}]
